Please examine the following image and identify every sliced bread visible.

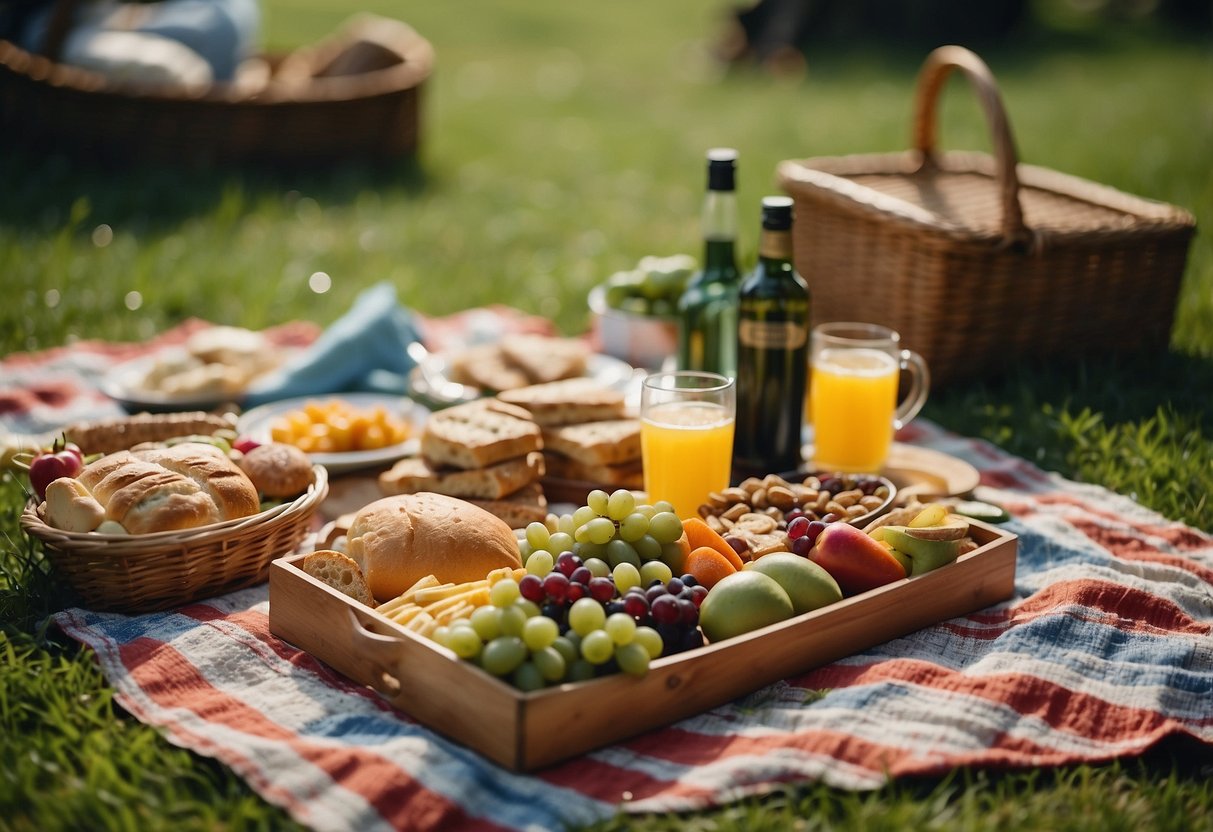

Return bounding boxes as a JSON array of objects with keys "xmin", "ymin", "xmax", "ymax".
[
  {"xmin": 541, "ymin": 419, "xmax": 641, "ymax": 467},
  {"xmin": 499, "ymin": 334, "xmax": 589, "ymax": 384},
  {"xmin": 421, "ymin": 399, "xmax": 542, "ymax": 470},
  {"xmin": 466, "ymin": 481, "xmax": 549, "ymax": 530},
  {"xmin": 301, "ymin": 549, "xmax": 376, "ymax": 608},
  {"xmin": 543, "ymin": 452, "xmax": 644, "ymax": 490},
  {"xmin": 496, "ymin": 378, "xmax": 627, "ymax": 426},
  {"xmin": 378, "ymin": 451, "xmax": 544, "ymax": 500},
  {"xmin": 447, "ymin": 343, "xmax": 531, "ymax": 392}
]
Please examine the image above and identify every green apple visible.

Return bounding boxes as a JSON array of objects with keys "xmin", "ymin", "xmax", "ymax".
[
  {"xmin": 745, "ymin": 553, "xmax": 842, "ymax": 615},
  {"xmin": 698, "ymin": 571, "xmax": 794, "ymax": 643}
]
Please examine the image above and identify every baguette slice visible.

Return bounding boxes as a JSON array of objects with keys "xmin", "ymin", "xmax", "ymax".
[
  {"xmin": 541, "ymin": 419, "xmax": 641, "ymax": 467},
  {"xmin": 301, "ymin": 550, "xmax": 376, "ymax": 608},
  {"xmin": 466, "ymin": 482, "xmax": 549, "ymax": 530},
  {"xmin": 543, "ymin": 452, "xmax": 644, "ymax": 489},
  {"xmin": 499, "ymin": 334, "xmax": 589, "ymax": 384},
  {"xmin": 378, "ymin": 451, "xmax": 544, "ymax": 500},
  {"xmin": 496, "ymin": 378, "xmax": 626, "ymax": 426},
  {"xmin": 421, "ymin": 399, "xmax": 542, "ymax": 470}
]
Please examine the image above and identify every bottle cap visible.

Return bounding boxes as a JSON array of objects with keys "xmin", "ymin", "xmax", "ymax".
[
  {"xmin": 706, "ymin": 148, "xmax": 737, "ymax": 191},
  {"xmin": 761, "ymin": 195, "xmax": 794, "ymax": 230}
]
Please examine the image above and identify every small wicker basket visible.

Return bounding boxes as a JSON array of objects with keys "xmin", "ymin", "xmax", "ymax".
[
  {"xmin": 0, "ymin": 9, "xmax": 432, "ymax": 166},
  {"xmin": 777, "ymin": 45, "xmax": 1196, "ymax": 389},
  {"xmin": 21, "ymin": 465, "xmax": 328, "ymax": 613}
]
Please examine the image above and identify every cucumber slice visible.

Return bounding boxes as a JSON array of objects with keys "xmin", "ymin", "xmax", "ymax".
[{"xmin": 953, "ymin": 500, "xmax": 1011, "ymax": 524}]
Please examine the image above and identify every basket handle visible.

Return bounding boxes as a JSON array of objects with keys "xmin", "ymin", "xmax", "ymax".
[{"xmin": 912, "ymin": 45, "xmax": 1029, "ymax": 245}]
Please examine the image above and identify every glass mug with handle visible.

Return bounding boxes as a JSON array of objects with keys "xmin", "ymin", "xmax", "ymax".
[
  {"xmin": 640, "ymin": 371, "xmax": 736, "ymax": 521},
  {"xmin": 808, "ymin": 322, "xmax": 929, "ymax": 473}
]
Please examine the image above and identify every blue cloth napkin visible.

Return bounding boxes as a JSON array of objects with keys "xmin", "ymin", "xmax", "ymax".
[{"xmin": 242, "ymin": 282, "xmax": 422, "ymax": 407}]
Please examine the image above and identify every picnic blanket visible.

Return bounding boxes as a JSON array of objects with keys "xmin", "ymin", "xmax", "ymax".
[
  {"xmin": 45, "ymin": 421, "xmax": 1213, "ymax": 831},
  {"xmin": 6, "ymin": 308, "xmax": 1211, "ymax": 831}
]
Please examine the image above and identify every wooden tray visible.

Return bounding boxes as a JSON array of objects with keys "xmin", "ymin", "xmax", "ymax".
[{"xmin": 268, "ymin": 520, "xmax": 1016, "ymax": 771}]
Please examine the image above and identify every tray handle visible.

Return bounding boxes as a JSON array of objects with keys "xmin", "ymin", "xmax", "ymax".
[
  {"xmin": 912, "ymin": 45, "xmax": 1030, "ymax": 247},
  {"xmin": 346, "ymin": 609, "xmax": 406, "ymax": 698}
]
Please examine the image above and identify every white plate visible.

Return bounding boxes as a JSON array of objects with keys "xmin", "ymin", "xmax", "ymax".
[
  {"xmin": 100, "ymin": 348, "xmax": 298, "ymax": 413},
  {"xmin": 237, "ymin": 393, "xmax": 426, "ymax": 475},
  {"xmin": 408, "ymin": 349, "xmax": 638, "ymax": 408}
]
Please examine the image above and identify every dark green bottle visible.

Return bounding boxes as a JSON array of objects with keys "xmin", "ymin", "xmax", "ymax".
[
  {"xmin": 677, "ymin": 148, "xmax": 741, "ymax": 378},
  {"xmin": 732, "ymin": 196, "xmax": 811, "ymax": 480}
]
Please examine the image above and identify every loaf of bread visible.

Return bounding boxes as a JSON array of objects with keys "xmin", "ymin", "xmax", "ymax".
[
  {"xmin": 74, "ymin": 442, "xmax": 260, "ymax": 534},
  {"xmin": 345, "ymin": 493, "xmax": 522, "ymax": 602},
  {"xmin": 378, "ymin": 451, "xmax": 543, "ymax": 500},
  {"xmin": 541, "ymin": 419, "xmax": 641, "ymax": 466},
  {"xmin": 420, "ymin": 399, "xmax": 541, "ymax": 470},
  {"xmin": 496, "ymin": 378, "xmax": 626, "ymax": 426}
]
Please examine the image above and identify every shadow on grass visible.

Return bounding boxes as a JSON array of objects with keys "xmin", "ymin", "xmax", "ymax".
[
  {"xmin": 0, "ymin": 146, "xmax": 433, "ymax": 233},
  {"xmin": 928, "ymin": 348, "xmax": 1213, "ymax": 436}
]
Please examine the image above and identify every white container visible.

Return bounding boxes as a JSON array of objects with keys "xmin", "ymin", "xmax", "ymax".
[{"xmin": 588, "ymin": 285, "xmax": 678, "ymax": 371}]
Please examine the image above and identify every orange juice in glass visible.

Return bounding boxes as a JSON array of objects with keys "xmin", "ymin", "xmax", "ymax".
[
  {"xmin": 641, "ymin": 371, "xmax": 735, "ymax": 520},
  {"xmin": 809, "ymin": 323, "xmax": 929, "ymax": 473}
]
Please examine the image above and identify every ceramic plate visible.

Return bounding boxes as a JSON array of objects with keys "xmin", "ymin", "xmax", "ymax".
[
  {"xmin": 800, "ymin": 441, "xmax": 981, "ymax": 499},
  {"xmin": 100, "ymin": 348, "xmax": 299, "ymax": 413},
  {"xmin": 237, "ymin": 393, "xmax": 426, "ymax": 475}
]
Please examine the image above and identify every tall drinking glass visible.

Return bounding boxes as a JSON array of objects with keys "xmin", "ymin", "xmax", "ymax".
[
  {"xmin": 640, "ymin": 371, "xmax": 736, "ymax": 520},
  {"xmin": 809, "ymin": 322, "xmax": 929, "ymax": 473}
]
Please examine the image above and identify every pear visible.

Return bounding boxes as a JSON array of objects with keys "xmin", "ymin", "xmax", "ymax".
[
  {"xmin": 746, "ymin": 553, "xmax": 842, "ymax": 615},
  {"xmin": 871, "ymin": 526, "xmax": 961, "ymax": 576}
]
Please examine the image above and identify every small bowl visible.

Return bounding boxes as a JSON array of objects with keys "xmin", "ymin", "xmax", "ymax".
[{"xmin": 588, "ymin": 285, "xmax": 678, "ymax": 371}]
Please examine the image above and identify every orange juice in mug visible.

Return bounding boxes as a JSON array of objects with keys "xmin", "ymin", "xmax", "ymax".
[
  {"xmin": 809, "ymin": 323, "xmax": 929, "ymax": 473},
  {"xmin": 641, "ymin": 372, "xmax": 735, "ymax": 520}
]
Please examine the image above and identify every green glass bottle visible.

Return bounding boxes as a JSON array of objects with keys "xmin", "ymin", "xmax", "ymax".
[
  {"xmin": 732, "ymin": 195, "xmax": 811, "ymax": 481},
  {"xmin": 677, "ymin": 148, "xmax": 742, "ymax": 378}
]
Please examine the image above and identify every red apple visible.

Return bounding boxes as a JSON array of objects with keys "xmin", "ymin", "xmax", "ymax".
[{"xmin": 808, "ymin": 522, "xmax": 907, "ymax": 596}]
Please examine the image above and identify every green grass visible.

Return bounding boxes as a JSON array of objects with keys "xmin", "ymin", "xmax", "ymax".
[{"xmin": 2, "ymin": 1, "xmax": 1212, "ymax": 828}]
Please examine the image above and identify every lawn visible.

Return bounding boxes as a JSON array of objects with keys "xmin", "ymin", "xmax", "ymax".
[{"xmin": 2, "ymin": 1, "xmax": 1212, "ymax": 829}]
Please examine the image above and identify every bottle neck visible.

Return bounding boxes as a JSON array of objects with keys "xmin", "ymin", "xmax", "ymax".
[
  {"xmin": 758, "ymin": 228, "xmax": 793, "ymax": 262},
  {"xmin": 701, "ymin": 190, "xmax": 738, "ymax": 272}
]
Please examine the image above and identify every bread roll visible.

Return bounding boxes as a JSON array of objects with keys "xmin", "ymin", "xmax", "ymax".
[
  {"xmin": 239, "ymin": 442, "xmax": 314, "ymax": 498},
  {"xmin": 76, "ymin": 442, "xmax": 260, "ymax": 534},
  {"xmin": 345, "ymin": 493, "xmax": 521, "ymax": 602}
]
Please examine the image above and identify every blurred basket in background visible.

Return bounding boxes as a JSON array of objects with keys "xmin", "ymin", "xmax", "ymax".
[
  {"xmin": 777, "ymin": 45, "xmax": 1196, "ymax": 389},
  {"xmin": 0, "ymin": 9, "xmax": 433, "ymax": 166}
]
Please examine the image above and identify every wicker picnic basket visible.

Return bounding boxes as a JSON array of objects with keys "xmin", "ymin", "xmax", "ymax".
[
  {"xmin": 777, "ymin": 45, "xmax": 1196, "ymax": 389},
  {"xmin": 20, "ymin": 450, "xmax": 329, "ymax": 613},
  {"xmin": 0, "ymin": 7, "xmax": 433, "ymax": 165}
]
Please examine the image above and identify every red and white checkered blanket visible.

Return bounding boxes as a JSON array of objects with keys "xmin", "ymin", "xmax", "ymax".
[
  {"xmin": 6, "ymin": 316, "xmax": 1211, "ymax": 831},
  {"xmin": 44, "ymin": 421, "xmax": 1213, "ymax": 831}
]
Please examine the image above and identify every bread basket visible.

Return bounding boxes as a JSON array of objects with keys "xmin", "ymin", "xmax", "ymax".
[{"xmin": 21, "ymin": 464, "xmax": 328, "ymax": 613}]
